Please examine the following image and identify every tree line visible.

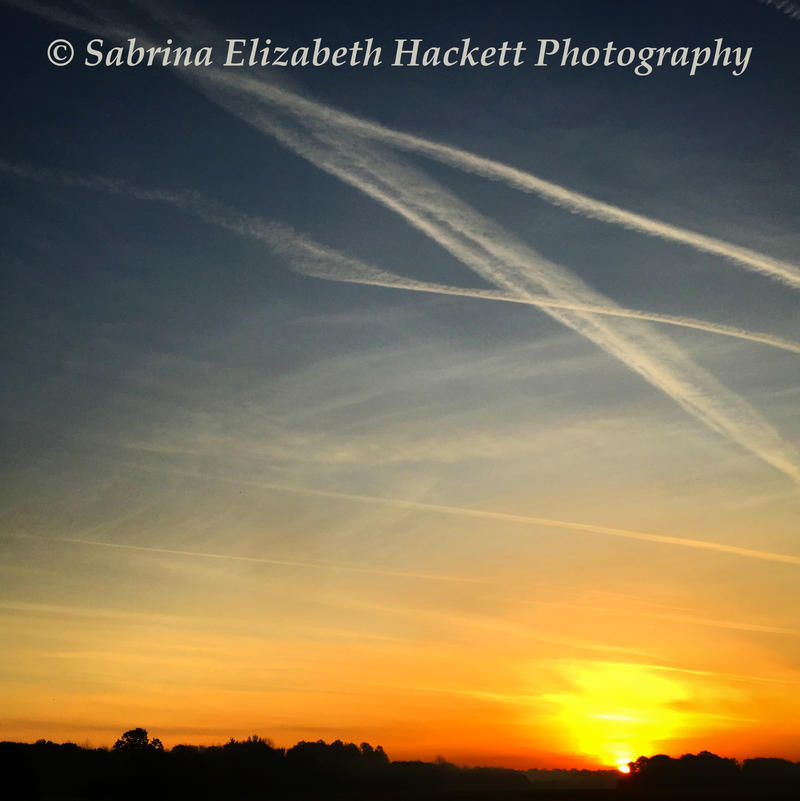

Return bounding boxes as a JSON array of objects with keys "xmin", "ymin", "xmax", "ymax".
[
  {"xmin": 3, "ymin": 731, "xmax": 800, "ymax": 799},
  {"xmin": 1, "ymin": 729, "xmax": 528, "ymax": 799},
  {"xmin": 623, "ymin": 750, "xmax": 800, "ymax": 789}
]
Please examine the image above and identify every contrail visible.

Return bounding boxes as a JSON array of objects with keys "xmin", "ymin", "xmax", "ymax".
[
  {"xmin": 7, "ymin": 3, "xmax": 800, "ymax": 481},
  {"xmin": 199, "ymin": 68, "xmax": 800, "ymax": 291},
  {"xmin": 258, "ymin": 484, "xmax": 800, "ymax": 565},
  {"xmin": 113, "ymin": 463, "xmax": 800, "ymax": 567},
  {"xmin": 6, "ymin": 532, "xmax": 489, "ymax": 584},
  {"xmin": 4, "ymin": 158, "xmax": 798, "ymax": 355},
  {"xmin": 193, "ymin": 103, "xmax": 800, "ymax": 484},
  {"xmin": 5, "ymin": 129, "xmax": 800, "ymax": 485},
  {"xmin": 538, "ymin": 600, "xmax": 800, "ymax": 637},
  {"xmin": 292, "ymin": 256, "xmax": 800, "ymax": 355},
  {"xmin": 758, "ymin": 0, "xmax": 800, "ymax": 22},
  {"xmin": 551, "ymin": 659, "xmax": 800, "ymax": 688},
  {"xmin": 11, "ymin": 0, "xmax": 800, "ymax": 289},
  {"xmin": 9, "ymin": 131, "xmax": 800, "ymax": 485}
]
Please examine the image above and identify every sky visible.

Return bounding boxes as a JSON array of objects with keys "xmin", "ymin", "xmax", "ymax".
[{"xmin": 1, "ymin": 0, "xmax": 799, "ymax": 770}]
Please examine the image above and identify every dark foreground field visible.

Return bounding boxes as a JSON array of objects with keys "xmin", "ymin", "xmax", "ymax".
[
  {"xmin": 20, "ymin": 790, "xmax": 800, "ymax": 800},
  {"xmin": 277, "ymin": 791, "xmax": 799, "ymax": 800}
]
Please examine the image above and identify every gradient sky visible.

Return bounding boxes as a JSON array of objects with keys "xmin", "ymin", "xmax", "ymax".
[{"xmin": 1, "ymin": 0, "xmax": 799, "ymax": 770}]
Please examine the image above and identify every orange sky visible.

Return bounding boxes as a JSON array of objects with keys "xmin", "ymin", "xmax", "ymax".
[{"xmin": 3, "ymin": 497, "xmax": 800, "ymax": 768}]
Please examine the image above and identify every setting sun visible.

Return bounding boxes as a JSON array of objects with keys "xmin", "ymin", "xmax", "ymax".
[
  {"xmin": 618, "ymin": 763, "xmax": 631, "ymax": 774},
  {"xmin": 536, "ymin": 661, "xmax": 692, "ymax": 766}
]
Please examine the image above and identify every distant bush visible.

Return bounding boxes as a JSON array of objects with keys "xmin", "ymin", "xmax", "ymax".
[{"xmin": 624, "ymin": 750, "xmax": 800, "ymax": 790}]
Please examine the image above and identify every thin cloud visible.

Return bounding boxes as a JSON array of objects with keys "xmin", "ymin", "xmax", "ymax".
[
  {"xmin": 578, "ymin": 659, "xmax": 800, "ymax": 688},
  {"xmin": 291, "ymin": 255, "xmax": 800, "ymax": 356},
  {"xmin": 116, "ymin": 462, "xmax": 800, "ymax": 567},
  {"xmin": 4, "ymin": 159, "xmax": 798, "ymax": 356},
  {"xmin": 198, "ymin": 67, "xmax": 800, "ymax": 291},
  {"xmin": 8, "ymin": 4, "xmax": 800, "ymax": 485},
  {"xmin": 7, "ymin": 141, "xmax": 800, "ymax": 488},
  {"xmin": 12, "ymin": 0, "xmax": 800, "ymax": 289},
  {"xmin": 349, "ymin": 599, "xmax": 650, "ymax": 657},
  {"xmin": 758, "ymin": 0, "xmax": 800, "ymax": 22},
  {"xmin": 7, "ymin": 532, "xmax": 489, "ymax": 585},
  {"xmin": 183, "ymin": 105, "xmax": 800, "ymax": 485},
  {"xmin": 537, "ymin": 600, "xmax": 800, "ymax": 637},
  {"xmin": 7, "ymin": 2, "xmax": 800, "ymax": 482}
]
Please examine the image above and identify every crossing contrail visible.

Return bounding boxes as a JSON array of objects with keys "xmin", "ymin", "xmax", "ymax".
[
  {"xmin": 290, "ymin": 254, "xmax": 800, "ymax": 356},
  {"xmin": 6, "ymin": 2, "xmax": 800, "ymax": 483},
  {"xmin": 190, "ymin": 102, "xmax": 800, "ymax": 484},
  {"xmin": 5, "ymin": 158, "xmax": 797, "ymax": 356},
  {"xmin": 10, "ymin": 0, "xmax": 800, "ymax": 289},
  {"xmin": 200, "ymin": 67, "xmax": 800, "ymax": 291}
]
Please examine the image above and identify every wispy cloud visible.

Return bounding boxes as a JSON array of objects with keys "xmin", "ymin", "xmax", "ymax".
[
  {"xmin": 199, "ymin": 67, "xmax": 800, "ymax": 291},
  {"xmin": 537, "ymin": 600, "xmax": 800, "ymax": 637},
  {"xmin": 6, "ymin": 2, "xmax": 800, "ymax": 484},
  {"xmin": 290, "ymin": 253, "xmax": 800, "ymax": 356},
  {"xmin": 175, "ymin": 99, "xmax": 800, "ymax": 485},
  {"xmin": 5, "ymin": 158, "xmax": 797, "ymax": 357},
  {"xmin": 348, "ymin": 599, "xmax": 650, "ymax": 657},
  {"xmin": 758, "ymin": 0, "xmax": 800, "ymax": 22},
  {"xmin": 11, "ymin": 0, "xmax": 800, "ymax": 290},
  {"xmin": 108, "ymin": 463, "xmax": 800, "ymax": 567},
  {"xmin": 5, "ymin": 532, "xmax": 489, "ymax": 584},
  {"xmin": 569, "ymin": 659, "xmax": 800, "ymax": 688},
  {"xmin": 6, "ymin": 139, "xmax": 800, "ymax": 491}
]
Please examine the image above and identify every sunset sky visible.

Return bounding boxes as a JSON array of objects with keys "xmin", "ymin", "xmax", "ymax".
[{"xmin": 1, "ymin": 0, "xmax": 799, "ymax": 770}]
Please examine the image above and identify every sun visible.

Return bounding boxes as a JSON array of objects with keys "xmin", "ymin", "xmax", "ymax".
[
  {"xmin": 538, "ymin": 661, "xmax": 691, "ymax": 767},
  {"xmin": 617, "ymin": 763, "xmax": 631, "ymax": 774}
]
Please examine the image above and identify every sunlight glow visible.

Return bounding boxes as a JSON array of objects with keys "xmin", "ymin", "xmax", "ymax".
[{"xmin": 541, "ymin": 662, "xmax": 691, "ymax": 766}]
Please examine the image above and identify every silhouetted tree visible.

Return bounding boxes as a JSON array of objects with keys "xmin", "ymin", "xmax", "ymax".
[
  {"xmin": 742, "ymin": 757, "xmax": 800, "ymax": 786},
  {"xmin": 11, "ymin": 735, "xmax": 800, "ymax": 800},
  {"xmin": 627, "ymin": 751, "xmax": 740, "ymax": 788},
  {"xmin": 113, "ymin": 728, "xmax": 162, "ymax": 752}
]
